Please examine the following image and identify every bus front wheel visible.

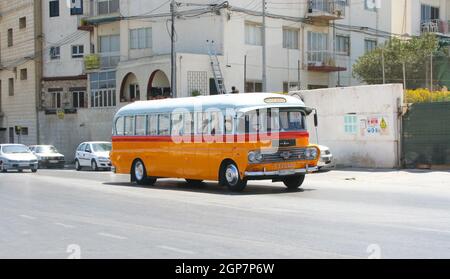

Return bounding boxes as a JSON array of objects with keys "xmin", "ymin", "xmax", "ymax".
[
  {"xmin": 132, "ymin": 159, "xmax": 156, "ymax": 186},
  {"xmin": 283, "ymin": 175, "xmax": 305, "ymax": 190},
  {"xmin": 220, "ymin": 162, "xmax": 247, "ymax": 192}
]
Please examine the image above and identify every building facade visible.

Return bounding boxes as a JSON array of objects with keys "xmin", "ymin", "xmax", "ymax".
[{"xmin": 0, "ymin": 0, "xmax": 42, "ymax": 145}]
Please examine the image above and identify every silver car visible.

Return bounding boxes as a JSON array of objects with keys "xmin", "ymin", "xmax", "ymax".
[
  {"xmin": 0, "ymin": 144, "xmax": 39, "ymax": 173},
  {"xmin": 317, "ymin": 145, "xmax": 335, "ymax": 171}
]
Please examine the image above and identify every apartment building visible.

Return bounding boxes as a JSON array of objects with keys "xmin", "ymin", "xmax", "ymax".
[{"xmin": 0, "ymin": 0, "xmax": 42, "ymax": 145}]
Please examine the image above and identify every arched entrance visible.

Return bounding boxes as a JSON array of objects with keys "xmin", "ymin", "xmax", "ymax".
[
  {"xmin": 147, "ymin": 70, "xmax": 171, "ymax": 100},
  {"xmin": 120, "ymin": 72, "xmax": 140, "ymax": 103}
]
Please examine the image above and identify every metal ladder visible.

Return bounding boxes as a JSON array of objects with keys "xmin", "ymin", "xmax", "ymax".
[{"xmin": 207, "ymin": 40, "xmax": 227, "ymax": 95}]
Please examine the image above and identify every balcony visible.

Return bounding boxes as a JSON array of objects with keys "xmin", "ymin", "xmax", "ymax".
[
  {"xmin": 84, "ymin": 53, "xmax": 120, "ymax": 72},
  {"xmin": 421, "ymin": 19, "xmax": 450, "ymax": 35},
  {"xmin": 307, "ymin": 51, "xmax": 346, "ymax": 72},
  {"xmin": 307, "ymin": 0, "xmax": 346, "ymax": 21},
  {"xmin": 84, "ymin": 0, "xmax": 121, "ymax": 25}
]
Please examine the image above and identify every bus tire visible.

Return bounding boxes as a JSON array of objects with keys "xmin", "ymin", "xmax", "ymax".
[
  {"xmin": 186, "ymin": 179, "xmax": 203, "ymax": 186},
  {"xmin": 132, "ymin": 159, "xmax": 156, "ymax": 186},
  {"xmin": 220, "ymin": 162, "xmax": 247, "ymax": 192},
  {"xmin": 283, "ymin": 175, "xmax": 305, "ymax": 190}
]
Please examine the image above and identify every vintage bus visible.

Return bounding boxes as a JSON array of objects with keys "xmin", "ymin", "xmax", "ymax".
[{"xmin": 111, "ymin": 93, "xmax": 320, "ymax": 192}]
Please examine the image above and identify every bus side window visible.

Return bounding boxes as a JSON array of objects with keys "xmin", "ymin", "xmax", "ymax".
[
  {"xmin": 159, "ymin": 114, "xmax": 170, "ymax": 136},
  {"xmin": 210, "ymin": 111, "xmax": 223, "ymax": 136},
  {"xmin": 135, "ymin": 115, "xmax": 147, "ymax": 136},
  {"xmin": 201, "ymin": 112, "xmax": 210, "ymax": 135},
  {"xmin": 184, "ymin": 113, "xmax": 194, "ymax": 135},
  {"xmin": 116, "ymin": 117, "xmax": 125, "ymax": 136},
  {"xmin": 236, "ymin": 115, "xmax": 245, "ymax": 134},
  {"xmin": 124, "ymin": 116, "xmax": 135, "ymax": 136},
  {"xmin": 224, "ymin": 114, "xmax": 234, "ymax": 135},
  {"xmin": 171, "ymin": 113, "xmax": 184, "ymax": 136},
  {"xmin": 147, "ymin": 114, "xmax": 158, "ymax": 136}
]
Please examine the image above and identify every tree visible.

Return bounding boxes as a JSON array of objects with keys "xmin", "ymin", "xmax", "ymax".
[{"xmin": 353, "ymin": 34, "xmax": 440, "ymax": 89}]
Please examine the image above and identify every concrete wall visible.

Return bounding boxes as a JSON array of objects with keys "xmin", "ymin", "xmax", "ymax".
[{"xmin": 291, "ymin": 84, "xmax": 404, "ymax": 168}]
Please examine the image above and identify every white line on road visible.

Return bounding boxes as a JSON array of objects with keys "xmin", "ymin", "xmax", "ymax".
[
  {"xmin": 157, "ymin": 245, "xmax": 195, "ymax": 255},
  {"xmin": 54, "ymin": 222, "xmax": 75, "ymax": 229},
  {"xmin": 19, "ymin": 215, "xmax": 36, "ymax": 220},
  {"xmin": 98, "ymin": 232, "xmax": 128, "ymax": 240}
]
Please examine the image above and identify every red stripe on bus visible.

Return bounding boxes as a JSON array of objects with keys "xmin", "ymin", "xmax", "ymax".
[{"xmin": 112, "ymin": 131, "xmax": 309, "ymax": 143}]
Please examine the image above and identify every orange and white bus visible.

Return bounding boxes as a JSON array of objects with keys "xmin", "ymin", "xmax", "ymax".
[{"xmin": 111, "ymin": 93, "xmax": 320, "ymax": 192}]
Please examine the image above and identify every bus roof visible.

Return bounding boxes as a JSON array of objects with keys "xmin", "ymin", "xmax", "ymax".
[{"xmin": 115, "ymin": 93, "xmax": 307, "ymax": 117}]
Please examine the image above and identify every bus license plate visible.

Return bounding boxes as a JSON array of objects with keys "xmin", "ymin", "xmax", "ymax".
[{"xmin": 279, "ymin": 169, "xmax": 296, "ymax": 176}]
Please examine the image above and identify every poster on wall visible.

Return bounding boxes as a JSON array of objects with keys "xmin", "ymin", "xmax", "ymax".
[
  {"xmin": 366, "ymin": 116, "xmax": 389, "ymax": 136},
  {"xmin": 69, "ymin": 0, "xmax": 83, "ymax": 15}
]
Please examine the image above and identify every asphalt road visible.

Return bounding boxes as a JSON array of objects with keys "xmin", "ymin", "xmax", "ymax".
[{"xmin": 0, "ymin": 168, "xmax": 449, "ymax": 259}]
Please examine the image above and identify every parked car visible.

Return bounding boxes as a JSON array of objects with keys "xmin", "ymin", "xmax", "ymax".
[
  {"xmin": 75, "ymin": 142, "xmax": 112, "ymax": 171},
  {"xmin": 317, "ymin": 145, "xmax": 335, "ymax": 171},
  {"xmin": 0, "ymin": 144, "xmax": 39, "ymax": 173},
  {"xmin": 29, "ymin": 145, "xmax": 65, "ymax": 169}
]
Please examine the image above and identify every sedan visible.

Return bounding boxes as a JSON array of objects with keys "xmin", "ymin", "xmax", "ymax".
[
  {"xmin": 0, "ymin": 144, "xmax": 39, "ymax": 173},
  {"xmin": 317, "ymin": 145, "xmax": 335, "ymax": 171},
  {"xmin": 30, "ymin": 145, "xmax": 65, "ymax": 169}
]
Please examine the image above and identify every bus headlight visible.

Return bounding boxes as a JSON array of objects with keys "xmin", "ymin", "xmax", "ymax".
[
  {"xmin": 305, "ymin": 147, "xmax": 318, "ymax": 160},
  {"xmin": 248, "ymin": 151, "xmax": 263, "ymax": 163}
]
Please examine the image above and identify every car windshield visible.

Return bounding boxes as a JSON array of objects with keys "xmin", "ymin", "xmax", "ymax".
[
  {"xmin": 92, "ymin": 143, "xmax": 112, "ymax": 152},
  {"xmin": 36, "ymin": 146, "xmax": 58, "ymax": 153},
  {"xmin": 2, "ymin": 145, "xmax": 31, "ymax": 154}
]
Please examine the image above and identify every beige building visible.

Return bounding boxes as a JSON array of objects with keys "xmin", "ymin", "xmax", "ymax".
[{"xmin": 0, "ymin": 0, "xmax": 42, "ymax": 145}]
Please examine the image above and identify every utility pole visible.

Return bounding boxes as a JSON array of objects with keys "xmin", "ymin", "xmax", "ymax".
[
  {"xmin": 402, "ymin": 61, "xmax": 407, "ymax": 90},
  {"xmin": 382, "ymin": 48, "xmax": 386, "ymax": 84},
  {"xmin": 262, "ymin": 0, "xmax": 267, "ymax": 92},
  {"xmin": 170, "ymin": 0, "xmax": 177, "ymax": 98},
  {"xmin": 430, "ymin": 53, "xmax": 433, "ymax": 92}
]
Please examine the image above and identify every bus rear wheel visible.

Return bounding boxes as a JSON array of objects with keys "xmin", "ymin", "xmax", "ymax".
[
  {"xmin": 221, "ymin": 162, "xmax": 247, "ymax": 192},
  {"xmin": 132, "ymin": 160, "xmax": 156, "ymax": 186},
  {"xmin": 283, "ymin": 175, "xmax": 305, "ymax": 191}
]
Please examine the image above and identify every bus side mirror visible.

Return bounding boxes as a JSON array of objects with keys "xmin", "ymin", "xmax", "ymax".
[{"xmin": 314, "ymin": 112, "xmax": 318, "ymax": 127}]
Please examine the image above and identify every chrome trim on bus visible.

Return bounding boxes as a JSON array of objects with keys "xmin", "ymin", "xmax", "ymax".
[{"xmin": 245, "ymin": 166, "xmax": 319, "ymax": 177}]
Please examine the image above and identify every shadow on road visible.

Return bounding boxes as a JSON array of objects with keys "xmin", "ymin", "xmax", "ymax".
[{"xmin": 103, "ymin": 180, "xmax": 317, "ymax": 196}]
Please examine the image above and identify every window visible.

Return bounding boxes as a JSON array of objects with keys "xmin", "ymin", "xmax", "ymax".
[
  {"xmin": 171, "ymin": 113, "xmax": 184, "ymax": 136},
  {"xmin": 147, "ymin": 114, "xmax": 158, "ymax": 136},
  {"xmin": 98, "ymin": 0, "xmax": 119, "ymax": 15},
  {"xmin": 20, "ymin": 69, "xmax": 27, "ymax": 80},
  {"xmin": 124, "ymin": 116, "xmax": 135, "ymax": 136},
  {"xmin": 115, "ymin": 117, "xmax": 124, "ymax": 136},
  {"xmin": 336, "ymin": 35, "xmax": 350, "ymax": 55},
  {"xmin": 70, "ymin": 0, "xmax": 84, "ymax": 15},
  {"xmin": 51, "ymin": 92, "xmax": 62, "ymax": 109},
  {"xmin": 158, "ymin": 114, "xmax": 170, "ymax": 136},
  {"xmin": 364, "ymin": 39, "xmax": 377, "ymax": 53},
  {"xmin": 130, "ymin": 28, "xmax": 152, "ymax": 49},
  {"xmin": 8, "ymin": 78, "xmax": 14, "ymax": 96},
  {"xmin": 344, "ymin": 114, "xmax": 358, "ymax": 134},
  {"xmin": 72, "ymin": 45, "xmax": 84, "ymax": 58},
  {"xmin": 279, "ymin": 111, "xmax": 305, "ymax": 132},
  {"xmin": 283, "ymin": 28, "xmax": 299, "ymax": 49},
  {"xmin": 307, "ymin": 31, "xmax": 328, "ymax": 64},
  {"xmin": 49, "ymin": 0, "xmax": 60, "ymax": 17},
  {"xmin": 19, "ymin": 17, "xmax": 26, "ymax": 29},
  {"xmin": 129, "ymin": 84, "xmax": 140, "ymax": 101},
  {"xmin": 90, "ymin": 71, "xmax": 116, "ymax": 108},
  {"xmin": 135, "ymin": 115, "xmax": 147, "ymax": 136},
  {"xmin": 85, "ymin": 144, "xmax": 92, "ymax": 153},
  {"xmin": 99, "ymin": 35, "xmax": 120, "ymax": 68},
  {"xmin": 245, "ymin": 22, "xmax": 262, "ymax": 46},
  {"xmin": 421, "ymin": 4, "xmax": 440, "ymax": 21},
  {"xmin": 72, "ymin": 91, "xmax": 85, "ymax": 108},
  {"xmin": 50, "ymin": 46, "xmax": 61, "ymax": 60},
  {"xmin": 21, "ymin": 127, "xmax": 28, "ymax": 136},
  {"xmin": 7, "ymin": 29, "xmax": 13, "ymax": 47},
  {"xmin": 245, "ymin": 81, "xmax": 262, "ymax": 93}
]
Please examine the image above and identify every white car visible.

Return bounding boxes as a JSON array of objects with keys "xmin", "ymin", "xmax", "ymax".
[
  {"xmin": 317, "ymin": 145, "xmax": 335, "ymax": 171},
  {"xmin": 74, "ymin": 142, "xmax": 112, "ymax": 171},
  {"xmin": 0, "ymin": 144, "xmax": 39, "ymax": 173},
  {"xmin": 29, "ymin": 145, "xmax": 65, "ymax": 169}
]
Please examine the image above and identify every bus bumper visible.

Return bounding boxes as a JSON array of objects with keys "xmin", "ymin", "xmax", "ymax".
[{"xmin": 245, "ymin": 166, "xmax": 319, "ymax": 178}]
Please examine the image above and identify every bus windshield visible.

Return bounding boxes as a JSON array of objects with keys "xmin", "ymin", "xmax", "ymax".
[{"xmin": 239, "ymin": 108, "xmax": 306, "ymax": 134}]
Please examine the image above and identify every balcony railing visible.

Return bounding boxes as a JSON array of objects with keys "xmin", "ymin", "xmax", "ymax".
[
  {"xmin": 306, "ymin": 50, "xmax": 346, "ymax": 72},
  {"xmin": 88, "ymin": 0, "xmax": 120, "ymax": 17},
  {"xmin": 307, "ymin": 0, "xmax": 346, "ymax": 20},
  {"xmin": 84, "ymin": 53, "xmax": 120, "ymax": 71},
  {"xmin": 421, "ymin": 19, "xmax": 450, "ymax": 34}
]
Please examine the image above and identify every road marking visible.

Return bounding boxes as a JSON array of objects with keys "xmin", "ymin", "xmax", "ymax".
[
  {"xmin": 19, "ymin": 215, "xmax": 36, "ymax": 220},
  {"xmin": 54, "ymin": 222, "xmax": 75, "ymax": 229},
  {"xmin": 157, "ymin": 245, "xmax": 195, "ymax": 255},
  {"xmin": 98, "ymin": 232, "xmax": 128, "ymax": 240}
]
